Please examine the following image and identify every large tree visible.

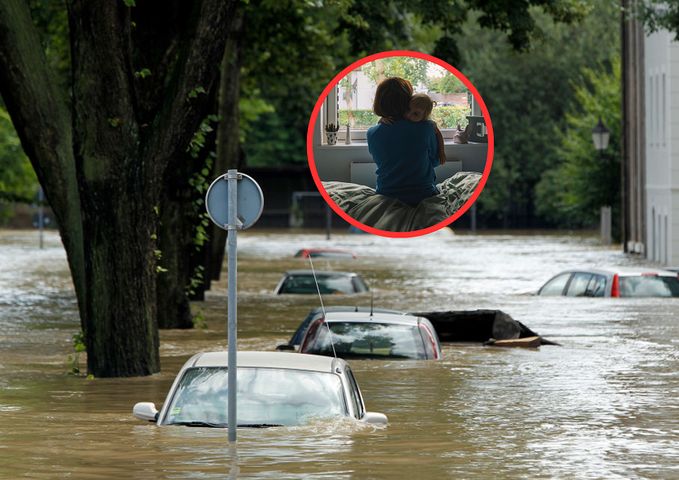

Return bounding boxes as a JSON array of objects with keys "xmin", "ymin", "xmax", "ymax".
[{"xmin": 0, "ymin": 0, "xmax": 235, "ymax": 376}]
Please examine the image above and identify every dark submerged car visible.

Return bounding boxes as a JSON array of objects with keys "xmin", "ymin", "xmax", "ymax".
[{"xmin": 274, "ymin": 270, "xmax": 369, "ymax": 295}]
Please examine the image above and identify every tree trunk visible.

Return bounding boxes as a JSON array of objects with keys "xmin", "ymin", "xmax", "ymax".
[
  {"xmin": 156, "ymin": 170, "xmax": 194, "ymax": 329},
  {"xmin": 69, "ymin": 1, "xmax": 161, "ymax": 376},
  {"xmin": 209, "ymin": 9, "xmax": 244, "ymax": 283}
]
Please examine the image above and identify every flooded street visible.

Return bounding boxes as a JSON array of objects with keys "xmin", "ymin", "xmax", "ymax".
[{"xmin": 1, "ymin": 228, "xmax": 678, "ymax": 479}]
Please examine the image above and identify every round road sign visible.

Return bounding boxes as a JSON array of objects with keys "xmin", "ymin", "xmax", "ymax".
[{"xmin": 205, "ymin": 171, "xmax": 264, "ymax": 230}]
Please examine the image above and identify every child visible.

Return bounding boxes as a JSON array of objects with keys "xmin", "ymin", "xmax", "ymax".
[
  {"xmin": 382, "ymin": 93, "xmax": 446, "ymax": 165},
  {"xmin": 405, "ymin": 93, "xmax": 446, "ymax": 165}
]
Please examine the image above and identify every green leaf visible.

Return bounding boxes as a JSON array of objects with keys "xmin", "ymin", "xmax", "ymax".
[
  {"xmin": 134, "ymin": 68, "xmax": 151, "ymax": 79},
  {"xmin": 188, "ymin": 86, "xmax": 206, "ymax": 99}
]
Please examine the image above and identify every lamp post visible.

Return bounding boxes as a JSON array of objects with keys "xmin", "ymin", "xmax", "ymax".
[{"xmin": 592, "ymin": 117, "xmax": 611, "ymax": 245}]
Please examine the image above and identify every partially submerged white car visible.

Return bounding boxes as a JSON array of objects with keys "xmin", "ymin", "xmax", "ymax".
[{"xmin": 133, "ymin": 351, "xmax": 387, "ymax": 427}]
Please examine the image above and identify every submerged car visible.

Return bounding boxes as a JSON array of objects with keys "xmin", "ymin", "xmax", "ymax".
[
  {"xmin": 280, "ymin": 306, "xmax": 405, "ymax": 350},
  {"xmin": 537, "ymin": 268, "xmax": 679, "ymax": 297},
  {"xmin": 294, "ymin": 248, "xmax": 357, "ymax": 259},
  {"xmin": 132, "ymin": 351, "xmax": 387, "ymax": 427},
  {"xmin": 299, "ymin": 311, "xmax": 442, "ymax": 360},
  {"xmin": 274, "ymin": 270, "xmax": 369, "ymax": 295}
]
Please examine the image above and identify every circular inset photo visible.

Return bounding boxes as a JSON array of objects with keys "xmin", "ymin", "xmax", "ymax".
[{"xmin": 306, "ymin": 50, "xmax": 493, "ymax": 237}]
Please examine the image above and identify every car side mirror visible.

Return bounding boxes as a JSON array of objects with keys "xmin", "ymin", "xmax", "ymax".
[
  {"xmin": 276, "ymin": 344, "xmax": 295, "ymax": 351},
  {"xmin": 133, "ymin": 402, "xmax": 158, "ymax": 422},
  {"xmin": 361, "ymin": 411, "xmax": 388, "ymax": 425}
]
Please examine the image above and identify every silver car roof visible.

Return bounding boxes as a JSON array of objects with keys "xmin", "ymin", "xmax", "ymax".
[
  {"xmin": 284, "ymin": 270, "xmax": 360, "ymax": 276},
  {"xmin": 556, "ymin": 267, "xmax": 678, "ymax": 277},
  {"xmin": 323, "ymin": 311, "xmax": 425, "ymax": 326},
  {"xmin": 188, "ymin": 351, "xmax": 345, "ymax": 373}
]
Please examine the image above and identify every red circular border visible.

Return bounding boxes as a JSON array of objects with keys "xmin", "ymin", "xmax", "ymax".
[{"xmin": 306, "ymin": 50, "xmax": 494, "ymax": 238}]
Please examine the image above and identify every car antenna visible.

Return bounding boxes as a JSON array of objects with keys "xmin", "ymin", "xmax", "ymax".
[
  {"xmin": 308, "ymin": 255, "xmax": 337, "ymax": 358},
  {"xmin": 370, "ymin": 292, "xmax": 374, "ymax": 319}
]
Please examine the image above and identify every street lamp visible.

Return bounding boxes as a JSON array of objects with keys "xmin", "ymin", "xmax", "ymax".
[
  {"xmin": 592, "ymin": 117, "xmax": 611, "ymax": 245},
  {"xmin": 592, "ymin": 117, "xmax": 610, "ymax": 151}
]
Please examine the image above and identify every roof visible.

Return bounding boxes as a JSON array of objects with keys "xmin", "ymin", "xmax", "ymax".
[
  {"xmin": 189, "ymin": 351, "xmax": 343, "ymax": 373},
  {"xmin": 284, "ymin": 270, "xmax": 359, "ymax": 277},
  {"xmin": 323, "ymin": 311, "xmax": 422, "ymax": 326},
  {"xmin": 556, "ymin": 267, "xmax": 678, "ymax": 277},
  {"xmin": 307, "ymin": 306, "xmax": 404, "ymax": 316}
]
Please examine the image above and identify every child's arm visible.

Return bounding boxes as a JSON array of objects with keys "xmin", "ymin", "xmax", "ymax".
[
  {"xmin": 433, "ymin": 123, "xmax": 446, "ymax": 165},
  {"xmin": 379, "ymin": 116, "xmax": 395, "ymax": 125}
]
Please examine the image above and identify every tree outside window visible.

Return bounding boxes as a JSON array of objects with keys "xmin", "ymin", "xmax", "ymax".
[{"xmin": 335, "ymin": 57, "xmax": 471, "ymax": 131}]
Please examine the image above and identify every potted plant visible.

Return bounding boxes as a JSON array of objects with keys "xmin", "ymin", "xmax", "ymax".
[{"xmin": 325, "ymin": 123, "xmax": 339, "ymax": 145}]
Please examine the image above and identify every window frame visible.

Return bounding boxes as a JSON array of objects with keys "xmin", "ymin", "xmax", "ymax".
[{"xmin": 323, "ymin": 85, "xmax": 479, "ymax": 144}]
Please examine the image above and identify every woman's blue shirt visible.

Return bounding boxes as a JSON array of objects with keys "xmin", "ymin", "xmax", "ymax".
[{"xmin": 367, "ymin": 120, "xmax": 439, "ymax": 206}]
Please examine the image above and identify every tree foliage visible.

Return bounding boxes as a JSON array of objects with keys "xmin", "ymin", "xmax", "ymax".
[
  {"xmin": 0, "ymin": 107, "xmax": 37, "ymax": 208},
  {"xmin": 457, "ymin": 3, "xmax": 620, "ymax": 227},
  {"xmin": 638, "ymin": 0, "xmax": 679, "ymax": 38},
  {"xmin": 241, "ymin": 0, "xmax": 588, "ymax": 167},
  {"xmin": 427, "ymin": 74, "xmax": 466, "ymax": 94},
  {"xmin": 535, "ymin": 59, "xmax": 621, "ymax": 231}
]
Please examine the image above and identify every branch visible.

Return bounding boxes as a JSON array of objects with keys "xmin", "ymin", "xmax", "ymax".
[
  {"xmin": 0, "ymin": 0, "xmax": 75, "ymax": 205},
  {"xmin": 143, "ymin": 0, "xmax": 237, "ymax": 166}
]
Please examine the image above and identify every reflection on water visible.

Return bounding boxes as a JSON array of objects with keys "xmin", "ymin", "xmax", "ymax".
[{"xmin": 1, "ymin": 229, "xmax": 678, "ymax": 478}]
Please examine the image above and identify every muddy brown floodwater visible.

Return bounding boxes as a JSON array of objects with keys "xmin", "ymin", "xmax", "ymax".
[{"xmin": 0, "ymin": 228, "xmax": 677, "ymax": 479}]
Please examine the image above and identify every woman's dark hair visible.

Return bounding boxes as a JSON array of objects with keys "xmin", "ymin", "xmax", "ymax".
[{"xmin": 372, "ymin": 77, "xmax": 413, "ymax": 118}]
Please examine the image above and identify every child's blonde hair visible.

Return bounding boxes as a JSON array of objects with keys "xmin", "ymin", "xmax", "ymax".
[{"xmin": 409, "ymin": 93, "xmax": 436, "ymax": 119}]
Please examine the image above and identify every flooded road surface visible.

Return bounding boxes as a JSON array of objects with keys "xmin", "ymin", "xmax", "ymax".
[{"xmin": 1, "ymin": 228, "xmax": 677, "ymax": 478}]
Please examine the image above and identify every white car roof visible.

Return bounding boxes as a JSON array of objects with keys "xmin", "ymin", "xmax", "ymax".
[
  {"xmin": 324, "ymin": 311, "xmax": 423, "ymax": 326},
  {"xmin": 189, "ymin": 351, "xmax": 343, "ymax": 373}
]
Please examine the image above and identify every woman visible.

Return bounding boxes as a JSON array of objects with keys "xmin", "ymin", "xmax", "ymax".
[{"xmin": 367, "ymin": 77, "xmax": 440, "ymax": 206}]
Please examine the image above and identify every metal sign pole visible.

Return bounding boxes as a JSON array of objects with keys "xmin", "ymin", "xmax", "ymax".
[
  {"xmin": 226, "ymin": 169, "xmax": 238, "ymax": 443},
  {"xmin": 205, "ymin": 169, "xmax": 263, "ymax": 445}
]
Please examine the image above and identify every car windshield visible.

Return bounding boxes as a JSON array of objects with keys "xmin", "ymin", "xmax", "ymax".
[
  {"xmin": 164, "ymin": 367, "xmax": 347, "ymax": 426},
  {"xmin": 280, "ymin": 274, "xmax": 357, "ymax": 294},
  {"xmin": 619, "ymin": 275, "xmax": 679, "ymax": 297},
  {"xmin": 307, "ymin": 322, "xmax": 426, "ymax": 359}
]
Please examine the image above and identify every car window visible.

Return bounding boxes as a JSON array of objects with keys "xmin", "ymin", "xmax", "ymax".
[
  {"xmin": 305, "ymin": 322, "xmax": 427, "ymax": 359},
  {"xmin": 539, "ymin": 273, "xmax": 571, "ymax": 296},
  {"xmin": 587, "ymin": 274, "xmax": 607, "ymax": 297},
  {"xmin": 164, "ymin": 367, "xmax": 347, "ymax": 426},
  {"xmin": 310, "ymin": 251, "xmax": 353, "ymax": 259},
  {"xmin": 619, "ymin": 276, "xmax": 679, "ymax": 297},
  {"xmin": 565, "ymin": 273, "xmax": 593, "ymax": 296},
  {"xmin": 351, "ymin": 276, "xmax": 369, "ymax": 293},
  {"xmin": 280, "ymin": 274, "xmax": 357, "ymax": 294}
]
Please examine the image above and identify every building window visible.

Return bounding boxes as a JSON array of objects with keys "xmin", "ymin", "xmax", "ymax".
[{"xmin": 323, "ymin": 57, "xmax": 474, "ymax": 143}]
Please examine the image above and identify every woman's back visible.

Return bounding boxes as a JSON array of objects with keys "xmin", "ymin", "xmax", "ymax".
[{"xmin": 367, "ymin": 119, "xmax": 439, "ymax": 206}]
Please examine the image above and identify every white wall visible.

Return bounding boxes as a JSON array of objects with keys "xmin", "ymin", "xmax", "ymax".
[{"xmin": 645, "ymin": 29, "xmax": 679, "ymax": 265}]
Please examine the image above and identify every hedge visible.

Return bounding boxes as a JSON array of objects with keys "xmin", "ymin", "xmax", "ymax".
[{"xmin": 338, "ymin": 106, "xmax": 470, "ymax": 129}]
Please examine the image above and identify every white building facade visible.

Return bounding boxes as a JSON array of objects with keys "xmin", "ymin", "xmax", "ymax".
[{"xmin": 644, "ymin": 29, "xmax": 679, "ymax": 265}]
